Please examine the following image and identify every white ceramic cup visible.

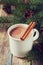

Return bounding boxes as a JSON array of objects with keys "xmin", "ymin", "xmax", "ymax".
[{"xmin": 7, "ymin": 24, "xmax": 39, "ymax": 57}]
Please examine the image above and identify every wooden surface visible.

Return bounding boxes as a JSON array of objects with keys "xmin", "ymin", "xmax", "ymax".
[
  {"xmin": 0, "ymin": 30, "xmax": 9, "ymax": 65},
  {"xmin": 0, "ymin": 30, "xmax": 43, "ymax": 65}
]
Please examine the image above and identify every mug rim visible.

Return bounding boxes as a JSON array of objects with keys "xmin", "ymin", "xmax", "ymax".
[{"xmin": 7, "ymin": 23, "xmax": 28, "ymax": 41}]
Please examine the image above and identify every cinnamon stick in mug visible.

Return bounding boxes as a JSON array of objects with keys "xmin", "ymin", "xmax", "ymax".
[
  {"xmin": 20, "ymin": 22, "xmax": 36, "ymax": 40},
  {"xmin": 20, "ymin": 22, "xmax": 33, "ymax": 40}
]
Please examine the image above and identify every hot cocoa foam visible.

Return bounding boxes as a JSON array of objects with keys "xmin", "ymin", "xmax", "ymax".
[
  {"xmin": 10, "ymin": 25, "xmax": 32, "ymax": 39},
  {"xmin": 10, "ymin": 26, "xmax": 26, "ymax": 39}
]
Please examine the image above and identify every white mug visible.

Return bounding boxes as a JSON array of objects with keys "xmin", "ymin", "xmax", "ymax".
[{"xmin": 7, "ymin": 24, "xmax": 39, "ymax": 57}]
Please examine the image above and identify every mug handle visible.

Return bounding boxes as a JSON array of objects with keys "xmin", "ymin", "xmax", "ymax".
[{"xmin": 33, "ymin": 29, "xmax": 39, "ymax": 41}]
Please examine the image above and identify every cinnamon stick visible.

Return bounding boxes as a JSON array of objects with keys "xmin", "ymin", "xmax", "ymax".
[{"xmin": 20, "ymin": 22, "xmax": 36, "ymax": 40}]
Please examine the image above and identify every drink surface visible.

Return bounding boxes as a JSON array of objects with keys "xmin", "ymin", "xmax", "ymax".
[
  {"xmin": 10, "ymin": 25, "xmax": 32, "ymax": 39},
  {"xmin": 10, "ymin": 26, "xmax": 27, "ymax": 39}
]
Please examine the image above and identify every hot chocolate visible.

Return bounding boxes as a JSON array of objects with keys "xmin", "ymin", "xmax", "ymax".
[{"xmin": 10, "ymin": 26, "xmax": 26, "ymax": 39}]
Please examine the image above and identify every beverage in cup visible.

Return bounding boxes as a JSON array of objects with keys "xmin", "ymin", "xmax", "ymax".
[{"xmin": 7, "ymin": 23, "xmax": 39, "ymax": 57}]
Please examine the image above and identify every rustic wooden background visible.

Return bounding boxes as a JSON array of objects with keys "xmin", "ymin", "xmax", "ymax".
[{"xmin": 0, "ymin": 30, "xmax": 9, "ymax": 65}]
